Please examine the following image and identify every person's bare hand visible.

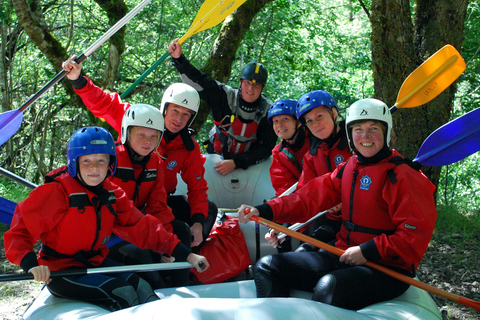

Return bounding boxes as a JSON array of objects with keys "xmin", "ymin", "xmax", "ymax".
[
  {"xmin": 190, "ymin": 223, "xmax": 203, "ymax": 247},
  {"xmin": 339, "ymin": 246, "xmax": 366, "ymax": 266},
  {"xmin": 28, "ymin": 265, "xmax": 52, "ymax": 284},
  {"xmin": 61, "ymin": 55, "xmax": 82, "ymax": 80},
  {"xmin": 167, "ymin": 39, "xmax": 182, "ymax": 59},
  {"xmin": 214, "ymin": 160, "xmax": 236, "ymax": 175}
]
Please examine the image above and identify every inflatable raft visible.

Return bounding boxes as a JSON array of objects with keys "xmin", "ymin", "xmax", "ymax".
[{"xmin": 4, "ymin": 155, "xmax": 443, "ymax": 319}]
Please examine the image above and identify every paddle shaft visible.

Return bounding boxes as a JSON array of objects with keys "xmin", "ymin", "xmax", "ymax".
[
  {"xmin": 250, "ymin": 215, "xmax": 480, "ymax": 312},
  {"xmin": 277, "ymin": 209, "xmax": 328, "ymax": 241},
  {"xmin": 0, "ymin": 167, "xmax": 37, "ymax": 190},
  {"xmin": 18, "ymin": 0, "xmax": 152, "ymax": 113},
  {"xmin": 121, "ymin": 0, "xmax": 247, "ymax": 98},
  {"xmin": 0, "ymin": 262, "xmax": 192, "ymax": 282}
]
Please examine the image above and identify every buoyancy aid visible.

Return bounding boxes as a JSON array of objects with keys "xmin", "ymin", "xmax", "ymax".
[
  {"xmin": 335, "ymin": 152, "xmax": 430, "ymax": 271},
  {"xmin": 210, "ymin": 87, "xmax": 270, "ymax": 156},
  {"xmin": 41, "ymin": 168, "xmax": 119, "ymax": 269}
]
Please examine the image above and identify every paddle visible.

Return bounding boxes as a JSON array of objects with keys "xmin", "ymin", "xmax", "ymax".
[
  {"xmin": 0, "ymin": 167, "xmax": 37, "ymax": 190},
  {"xmin": 414, "ymin": 107, "xmax": 480, "ymax": 167},
  {"xmin": 0, "ymin": 0, "xmax": 152, "ymax": 147},
  {"xmin": 120, "ymin": 0, "xmax": 247, "ymax": 99},
  {"xmin": 0, "ymin": 262, "xmax": 193, "ymax": 282},
  {"xmin": 277, "ymin": 209, "xmax": 329, "ymax": 241},
  {"xmin": 249, "ymin": 214, "xmax": 480, "ymax": 312},
  {"xmin": 390, "ymin": 44, "xmax": 466, "ymax": 112}
]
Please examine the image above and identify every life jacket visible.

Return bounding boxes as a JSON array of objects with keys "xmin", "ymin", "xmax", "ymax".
[
  {"xmin": 336, "ymin": 153, "xmax": 423, "ymax": 271},
  {"xmin": 210, "ymin": 92, "xmax": 270, "ymax": 156},
  {"xmin": 112, "ymin": 144, "xmax": 157, "ymax": 208},
  {"xmin": 41, "ymin": 167, "xmax": 118, "ymax": 268}
]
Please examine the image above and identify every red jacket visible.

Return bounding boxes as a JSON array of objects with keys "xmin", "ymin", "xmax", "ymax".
[
  {"xmin": 113, "ymin": 145, "xmax": 175, "ymax": 232},
  {"xmin": 269, "ymin": 135, "xmax": 310, "ymax": 197},
  {"xmin": 73, "ymin": 77, "xmax": 209, "ymax": 221},
  {"xmin": 297, "ymin": 135, "xmax": 352, "ymax": 189},
  {"xmin": 265, "ymin": 150, "xmax": 437, "ymax": 272},
  {"xmin": 4, "ymin": 167, "xmax": 186, "ymax": 272},
  {"xmin": 158, "ymin": 134, "xmax": 208, "ymax": 220}
]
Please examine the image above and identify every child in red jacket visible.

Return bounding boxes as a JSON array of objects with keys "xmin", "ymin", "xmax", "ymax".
[{"xmin": 4, "ymin": 127, "xmax": 208, "ymax": 311}]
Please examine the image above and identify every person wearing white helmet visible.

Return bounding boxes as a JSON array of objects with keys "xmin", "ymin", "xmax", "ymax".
[
  {"xmin": 168, "ymin": 39, "xmax": 277, "ymax": 175},
  {"xmin": 5, "ymin": 127, "xmax": 209, "ymax": 311},
  {"xmin": 62, "ymin": 57, "xmax": 216, "ymax": 287},
  {"xmin": 238, "ymin": 98, "xmax": 437, "ymax": 310}
]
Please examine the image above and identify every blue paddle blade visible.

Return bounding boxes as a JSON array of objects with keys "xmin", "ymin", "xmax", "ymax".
[
  {"xmin": 0, "ymin": 110, "xmax": 23, "ymax": 147},
  {"xmin": 414, "ymin": 107, "xmax": 480, "ymax": 166}
]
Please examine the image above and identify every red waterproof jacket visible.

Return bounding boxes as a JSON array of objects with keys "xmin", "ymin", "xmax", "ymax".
[
  {"xmin": 158, "ymin": 134, "xmax": 208, "ymax": 221},
  {"xmin": 270, "ymin": 136, "xmax": 310, "ymax": 197},
  {"xmin": 297, "ymin": 135, "xmax": 352, "ymax": 189},
  {"xmin": 265, "ymin": 150, "xmax": 437, "ymax": 272},
  {"xmin": 114, "ymin": 145, "xmax": 175, "ymax": 232},
  {"xmin": 4, "ymin": 167, "xmax": 187, "ymax": 272},
  {"xmin": 73, "ymin": 77, "xmax": 209, "ymax": 222}
]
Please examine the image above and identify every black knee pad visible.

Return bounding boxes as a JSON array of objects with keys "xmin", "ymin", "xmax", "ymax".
[
  {"xmin": 253, "ymin": 256, "xmax": 273, "ymax": 297},
  {"xmin": 126, "ymin": 273, "xmax": 159, "ymax": 304},
  {"xmin": 294, "ymin": 243, "xmax": 317, "ymax": 252},
  {"xmin": 312, "ymin": 274, "xmax": 336, "ymax": 305}
]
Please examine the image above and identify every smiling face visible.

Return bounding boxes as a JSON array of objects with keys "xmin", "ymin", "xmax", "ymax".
[
  {"xmin": 351, "ymin": 120, "xmax": 385, "ymax": 158},
  {"xmin": 163, "ymin": 104, "xmax": 194, "ymax": 133},
  {"xmin": 78, "ymin": 154, "xmax": 110, "ymax": 186},
  {"xmin": 128, "ymin": 126, "xmax": 161, "ymax": 157},
  {"xmin": 303, "ymin": 106, "xmax": 336, "ymax": 140},
  {"xmin": 272, "ymin": 114, "xmax": 299, "ymax": 142},
  {"xmin": 240, "ymin": 79, "xmax": 263, "ymax": 103}
]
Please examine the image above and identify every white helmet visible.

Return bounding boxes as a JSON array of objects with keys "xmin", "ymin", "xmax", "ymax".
[
  {"xmin": 346, "ymin": 98, "xmax": 392, "ymax": 148},
  {"xmin": 160, "ymin": 83, "xmax": 200, "ymax": 127},
  {"xmin": 121, "ymin": 103, "xmax": 164, "ymax": 149}
]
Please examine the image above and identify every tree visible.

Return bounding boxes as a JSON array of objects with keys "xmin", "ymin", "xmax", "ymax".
[{"xmin": 365, "ymin": 0, "xmax": 470, "ymax": 188}]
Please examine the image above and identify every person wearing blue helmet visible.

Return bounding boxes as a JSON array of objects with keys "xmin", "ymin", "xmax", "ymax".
[
  {"xmin": 267, "ymin": 90, "xmax": 353, "ymax": 251},
  {"xmin": 168, "ymin": 39, "xmax": 277, "ymax": 175},
  {"xmin": 267, "ymin": 99, "xmax": 310, "ymax": 197},
  {"xmin": 5, "ymin": 127, "xmax": 209, "ymax": 311}
]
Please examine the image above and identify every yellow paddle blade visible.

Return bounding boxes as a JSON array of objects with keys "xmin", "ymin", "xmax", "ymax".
[
  {"xmin": 178, "ymin": 0, "xmax": 247, "ymax": 44},
  {"xmin": 395, "ymin": 45, "xmax": 466, "ymax": 109}
]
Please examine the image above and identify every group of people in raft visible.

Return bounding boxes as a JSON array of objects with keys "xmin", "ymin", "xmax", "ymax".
[{"xmin": 5, "ymin": 38, "xmax": 436, "ymax": 311}]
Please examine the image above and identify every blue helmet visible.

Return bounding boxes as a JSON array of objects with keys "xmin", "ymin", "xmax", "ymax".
[
  {"xmin": 296, "ymin": 90, "xmax": 338, "ymax": 125},
  {"xmin": 67, "ymin": 127, "xmax": 117, "ymax": 178},
  {"xmin": 267, "ymin": 99, "xmax": 298, "ymax": 124}
]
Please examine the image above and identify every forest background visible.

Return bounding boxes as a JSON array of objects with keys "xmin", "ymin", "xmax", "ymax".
[{"xmin": 0, "ymin": 0, "xmax": 479, "ymax": 319}]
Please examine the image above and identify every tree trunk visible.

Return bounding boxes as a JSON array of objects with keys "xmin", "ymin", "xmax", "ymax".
[
  {"xmin": 191, "ymin": 0, "xmax": 275, "ymax": 133},
  {"xmin": 11, "ymin": 0, "xmax": 77, "ymax": 101},
  {"xmin": 368, "ymin": 0, "xmax": 469, "ymax": 188}
]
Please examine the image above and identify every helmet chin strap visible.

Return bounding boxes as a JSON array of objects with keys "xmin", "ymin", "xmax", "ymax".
[{"xmin": 285, "ymin": 126, "xmax": 301, "ymax": 142}]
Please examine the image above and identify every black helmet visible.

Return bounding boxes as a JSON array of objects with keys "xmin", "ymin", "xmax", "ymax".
[{"xmin": 240, "ymin": 62, "xmax": 268, "ymax": 86}]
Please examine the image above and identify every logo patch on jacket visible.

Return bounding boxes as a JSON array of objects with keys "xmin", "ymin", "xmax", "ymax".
[
  {"xmin": 360, "ymin": 175, "xmax": 372, "ymax": 190},
  {"xmin": 334, "ymin": 154, "xmax": 344, "ymax": 166},
  {"xmin": 167, "ymin": 160, "xmax": 177, "ymax": 170}
]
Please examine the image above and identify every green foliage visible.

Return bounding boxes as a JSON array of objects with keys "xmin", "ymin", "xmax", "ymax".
[
  {"xmin": 0, "ymin": 177, "xmax": 31, "ymax": 203},
  {"xmin": 434, "ymin": 204, "xmax": 480, "ymax": 242},
  {"xmin": 1, "ymin": 0, "xmax": 479, "ymax": 216}
]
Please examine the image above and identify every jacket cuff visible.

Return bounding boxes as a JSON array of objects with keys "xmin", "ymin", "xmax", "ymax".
[
  {"xmin": 359, "ymin": 239, "xmax": 382, "ymax": 261},
  {"xmin": 233, "ymin": 157, "xmax": 248, "ymax": 170},
  {"xmin": 68, "ymin": 75, "xmax": 88, "ymax": 90},
  {"xmin": 191, "ymin": 213, "xmax": 206, "ymax": 225},
  {"xmin": 171, "ymin": 54, "xmax": 188, "ymax": 69},
  {"xmin": 256, "ymin": 203, "xmax": 274, "ymax": 221},
  {"xmin": 20, "ymin": 252, "xmax": 39, "ymax": 273},
  {"xmin": 171, "ymin": 242, "xmax": 191, "ymax": 262}
]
